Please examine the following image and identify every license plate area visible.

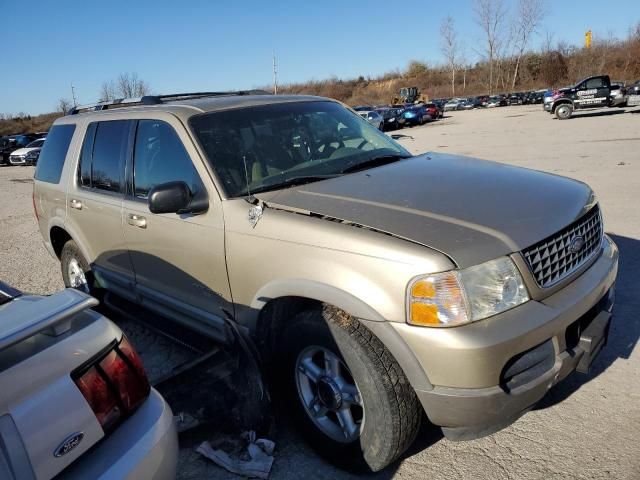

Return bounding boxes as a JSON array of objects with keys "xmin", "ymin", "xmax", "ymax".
[{"xmin": 576, "ymin": 311, "xmax": 611, "ymax": 374}]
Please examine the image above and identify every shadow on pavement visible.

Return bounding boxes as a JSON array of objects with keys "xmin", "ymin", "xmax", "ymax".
[
  {"xmin": 536, "ymin": 233, "xmax": 639, "ymax": 409},
  {"xmin": 568, "ymin": 109, "xmax": 627, "ymax": 119}
]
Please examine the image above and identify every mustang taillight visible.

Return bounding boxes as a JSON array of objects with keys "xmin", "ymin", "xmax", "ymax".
[{"xmin": 73, "ymin": 337, "xmax": 150, "ymax": 433}]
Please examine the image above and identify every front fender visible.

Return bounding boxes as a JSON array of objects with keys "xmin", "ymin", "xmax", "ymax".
[
  {"xmin": 250, "ymin": 278, "xmax": 386, "ymax": 322},
  {"xmin": 551, "ymin": 98, "xmax": 573, "ymax": 112}
]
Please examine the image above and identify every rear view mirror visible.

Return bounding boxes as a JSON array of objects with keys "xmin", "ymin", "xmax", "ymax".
[{"xmin": 148, "ymin": 181, "xmax": 208, "ymax": 215}]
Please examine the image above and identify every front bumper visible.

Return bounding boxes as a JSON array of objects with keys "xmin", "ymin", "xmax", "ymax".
[
  {"xmin": 544, "ymin": 101, "xmax": 552, "ymax": 112},
  {"xmin": 61, "ymin": 389, "xmax": 178, "ymax": 480},
  {"xmin": 390, "ymin": 235, "xmax": 618, "ymax": 439}
]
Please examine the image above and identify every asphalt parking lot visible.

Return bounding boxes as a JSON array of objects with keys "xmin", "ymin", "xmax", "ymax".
[{"xmin": 1, "ymin": 104, "xmax": 639, "ymax": 479}]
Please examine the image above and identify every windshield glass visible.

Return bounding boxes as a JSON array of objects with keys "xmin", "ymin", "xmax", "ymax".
[
  {"xmin": 26, "ymin": 139, "xmax": 44, "ymax": 148},
  {"xmin": 190, "ymin": 101, "xmax": 411, "ymax": 197}
]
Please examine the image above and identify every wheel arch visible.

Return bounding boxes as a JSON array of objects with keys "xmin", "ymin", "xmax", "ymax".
[
  {"xmin": 251, "ymin": 280, "xmax": 433, "ymax": 391},
  {"xmin": 551, "ymin": 99, "xmax": 573, "ymax": 113},
  {"xmin": 49, "ymin": 225, "xmax": 72, "ymax": 259}
]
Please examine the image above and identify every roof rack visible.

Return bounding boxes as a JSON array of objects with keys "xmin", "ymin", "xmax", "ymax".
[{"xmin": 66, "ymin": 90, "xmax": 271, "ymax": 115}]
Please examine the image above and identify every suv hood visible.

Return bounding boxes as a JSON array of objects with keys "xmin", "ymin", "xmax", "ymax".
[{"xmin": 259, "ymin": 153, "xmax": 594, "ymax": 267}]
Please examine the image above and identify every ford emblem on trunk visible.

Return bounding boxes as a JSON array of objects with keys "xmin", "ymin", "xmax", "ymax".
[
  {"xmin": 568, "ymin": 235, "xmax": 585, "ymax": 254},
  {"xmin": 53, "ymin": 432, "xmax": 84, "ymax": 457}
]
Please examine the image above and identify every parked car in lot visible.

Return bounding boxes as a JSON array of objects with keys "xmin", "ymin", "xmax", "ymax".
[
  {"xmin": 402, "ymin": 104, "xmax": 430, "ymax": 125},
  {"xmin": 375, "ymin": 107, "xmax": 405, "ymax": 130},
  {"xmin": 486, "ymin": 96, "xmax": 502, "ymax": 107},
  {"xmin": 609, "ymin": 82, "xmax": 627, "ymax": 107},
  {"xmin": 33, "ymin": 91, "xmax": 618, "ymax": 473},
  {"xmin": 357, "ymin": 109, "xmax": 384, "ymax": 130},
  {"xmin": 424, "ymin": 102, "xmax": 443, "ymax": 119},
  {"xmin": 443, "ymin": 99, "xmax": 463, "ymax": 111},
  {"xmin": 458, "ymin": 100, "xmax": 474, "ymax": 110},
  {"xmin": 627, "ymin": 79, "xmax": 640, "ymax": 106},
  {"xmin": 9, "ymin": 137, "xmax": 46, "ymax": 165},
  {"xmin": 0, "ymin": 283, "xmax": 178, "ymax": 480},
  {"xmin": 0, "ymin": 134, "xmax": 37, "ymax": 165}
]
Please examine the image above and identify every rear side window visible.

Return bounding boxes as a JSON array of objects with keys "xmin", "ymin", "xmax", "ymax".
[
  {"xmin": 34, "ymin": 124, "xmax": 75, "ymax": 184},
  {"xmin": 133, "ymin": 120, "xmax": 203, "ymax": 198},
  {"xmin": 91, "ymin": 121, "xmax": 129, "ymax": 192}
]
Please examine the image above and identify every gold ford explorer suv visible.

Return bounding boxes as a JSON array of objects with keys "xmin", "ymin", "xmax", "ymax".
[{"xmin": 33, "ymin": 92, "xmax": 618, "ymax": 472}]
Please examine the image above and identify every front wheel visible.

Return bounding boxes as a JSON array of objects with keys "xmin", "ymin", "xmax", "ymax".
[
  {"xmin": 279, "ymin": 307, "xmax": 421, "ymax": 472},
  {"xmin": 555, "ymin": 103, "xmax": 573, "ymax": 120}
]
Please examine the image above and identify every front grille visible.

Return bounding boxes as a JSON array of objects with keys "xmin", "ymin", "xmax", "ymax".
[{"xmin": 522, "ymin": 205, "xmax": 603, "ymax": 288}]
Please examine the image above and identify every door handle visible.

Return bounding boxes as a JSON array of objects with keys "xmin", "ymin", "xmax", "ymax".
[
  {"xmin": 69, "ymin": 199, "xmax": 82, "ymax": 210},
  {"xmin": 127, "ymin": 213, "xmax": 147, "ymax": 229}
]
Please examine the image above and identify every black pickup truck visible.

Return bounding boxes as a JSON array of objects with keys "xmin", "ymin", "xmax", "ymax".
[{"xmin": 544, "ymin": 75, "xmax": 624, "ymax": 119}]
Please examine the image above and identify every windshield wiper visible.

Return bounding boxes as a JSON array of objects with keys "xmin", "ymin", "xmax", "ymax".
[
  {"xmin": 245, "ymin": 174, "xmax": 342, "ymax": 196},
  {"xmin": 340, "ymin": 154, "xmax": 412, "ymax": 174}
]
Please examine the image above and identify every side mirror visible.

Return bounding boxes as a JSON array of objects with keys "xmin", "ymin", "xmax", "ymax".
[{"xmin": 148, "ymin": 181, "xmax": 201, "ymax": 215}]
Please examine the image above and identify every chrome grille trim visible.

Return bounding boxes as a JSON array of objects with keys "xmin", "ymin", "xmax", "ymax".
[{"xmin": 522, "ymin": 206, "xmax": 603, "ymax": 288}]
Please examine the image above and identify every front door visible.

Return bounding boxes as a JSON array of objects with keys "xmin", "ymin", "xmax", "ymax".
[{"xmin": 121, "ymin": 116, "xmax": 232, "ymax": 342}]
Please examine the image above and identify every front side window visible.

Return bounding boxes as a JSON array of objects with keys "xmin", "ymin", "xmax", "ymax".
[
  {"xmin": 190, "ymin": 101, "xmax": 410, "ymax": 197},
  {"xmin": 133, "ymin": 120, "xmax": 203, "ymax": 198},
  {"xmin": 585, "ymin": 78, "xmax": 604, "ymax": 89},
  {"xmin": 34, "ymin": 124, "xmax": 75, "ymax": 184},
  {"xmin": 91, "ymin": 120, "xmax": 129, "ymax": 192}
]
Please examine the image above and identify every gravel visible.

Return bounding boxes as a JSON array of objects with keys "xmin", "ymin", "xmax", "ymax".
[{"xmin": 1, "ymin": 104, "xmax": 638, "ymax": 479}]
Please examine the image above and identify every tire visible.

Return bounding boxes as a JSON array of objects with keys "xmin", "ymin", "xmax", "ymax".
[
  {"xmin": 555, "ymin": 103, "xmax": 573, "ymax": 120},
  {"xmin": 60, "ymin": 239, "xmax": 97, "ymax": 295},
  {"xmin": 278, "ymin": 306, "xmax": 421, "ymax": 472}
]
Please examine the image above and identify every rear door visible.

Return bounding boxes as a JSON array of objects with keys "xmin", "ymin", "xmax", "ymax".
[
  {"xmin": 65, "ymin": 120, "xmax": 135, "ymax": 300},
  {"xmin": 121, "ymin": 115, "xmax": 231, "ymax": 342}
]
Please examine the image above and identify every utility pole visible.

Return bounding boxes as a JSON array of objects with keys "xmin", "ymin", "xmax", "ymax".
[
  {"xmin": 70, "ymin": 83, "xmax": 77, "ymax": 106},
  {"xmin": 272, "ymin": 52, "xmax": 278, "ymax": 95}
]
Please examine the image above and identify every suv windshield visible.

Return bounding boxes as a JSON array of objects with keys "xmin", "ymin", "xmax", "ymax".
[{"xmin": 190, "ymin": 101, "xmax": 411, "ymax": 197}]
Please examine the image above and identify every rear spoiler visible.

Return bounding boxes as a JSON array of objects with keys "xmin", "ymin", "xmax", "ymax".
[{"xmin": 0, "ymin": 288, "xmax": 98, "ymax": 351}]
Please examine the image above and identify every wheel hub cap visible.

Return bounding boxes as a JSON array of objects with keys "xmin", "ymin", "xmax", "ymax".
[
  {"xmin": 295, "ymin": 346, "xmax": 364, "ymax": 443},
  {"xmin": 317, "ymin": 377, "xmax": 342, "ymax": 410}
]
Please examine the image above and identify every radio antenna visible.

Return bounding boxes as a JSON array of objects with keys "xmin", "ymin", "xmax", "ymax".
[{"xmin": 242, "ymin": 155, "xmax": 254, "ymax": 202}]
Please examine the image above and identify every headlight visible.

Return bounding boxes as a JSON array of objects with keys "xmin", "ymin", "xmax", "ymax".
[{"xmin": 407, "ymin": 257, "xmax": 529, "ymax": 327}]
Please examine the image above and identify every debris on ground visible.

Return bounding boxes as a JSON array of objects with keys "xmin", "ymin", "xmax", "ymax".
[{"xmin": 196, "ymin": 431, "xmax": 276, "ymax": 479}]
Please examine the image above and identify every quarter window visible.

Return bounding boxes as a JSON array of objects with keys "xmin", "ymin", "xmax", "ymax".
[
  {"xmin": 34, "ymin": 124, "xmax": 75, "ymax": 184},
  {"xmin": 133, "ymin": 120, "xmax": 203, "ymax": 198}
]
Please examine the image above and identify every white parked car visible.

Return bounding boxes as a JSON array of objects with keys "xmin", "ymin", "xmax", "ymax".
[
  {"xmin": 443, "ymin": 99, "xmax": 463, "ymax": 111},
  {"xmin": 0, "ymin": 284, "xmax": 178, "ymax": 480},
  {"xmin": 357, "ymin": 110, "xmax": 384, "ymax": 130},
  {"xmin": 9, "ymin": 138, "xmax": 46, "ymax": 165}
]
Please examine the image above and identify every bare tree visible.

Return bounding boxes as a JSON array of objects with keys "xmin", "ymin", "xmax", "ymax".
[
  {"xmin": 99, "ymin": 73, "xmax": 151, "ymax": 102},
  {"xmin": 58, "ymin": 98, "xmax": 72, "ymax": 114},
  {"xmin": 440, "ymin": 16, "xmax": 459, "ymax": 96},
  {"xmin": 511, "ymin": 0, "xmax": 545, "ymax": 90},
  {"xmin": 116, "ymin": 72, "xmax": 150, "ymax": 98},
  {"xmin": 474, "ymin": 0, "xmax": 508, "ymax": 94},
  {"xmin": 99, "ymin": 80, "xmax": 117, "ymax": 102}
]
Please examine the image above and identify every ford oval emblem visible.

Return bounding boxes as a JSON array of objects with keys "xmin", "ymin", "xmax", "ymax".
[
  {"xmin": 53, "ymin": 432, "xmax": 84, "ymax": 458},
  {"xmin": 568, "ymin": 235, "xmax": 585, "ymax": 254}
]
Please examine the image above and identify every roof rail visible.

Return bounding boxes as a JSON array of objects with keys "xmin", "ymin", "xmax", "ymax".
[{"xmin": 66, "ymin": 90, "xmax": 271, "ymax": 115}]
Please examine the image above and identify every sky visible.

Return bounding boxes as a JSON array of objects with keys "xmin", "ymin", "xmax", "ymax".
[{"xmin": 1, "ymin": 0, "xmax": 638, "ymax": 115}]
